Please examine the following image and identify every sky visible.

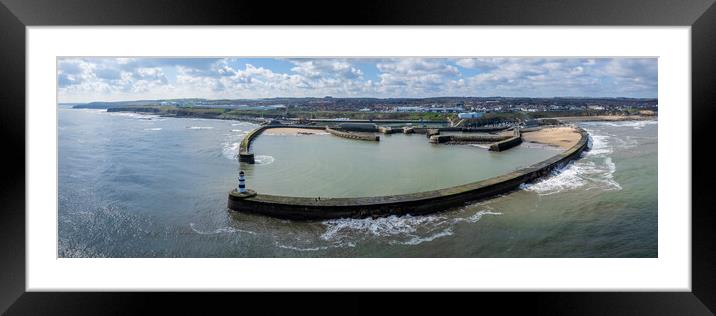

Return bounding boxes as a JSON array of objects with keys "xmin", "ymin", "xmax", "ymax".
[{"xmin": 57, "ymin": 57, "xmax": 658, "ymax": 103}]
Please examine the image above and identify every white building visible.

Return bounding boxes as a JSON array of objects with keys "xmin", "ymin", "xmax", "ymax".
[
  {"xmin": 395, "ymin": 106, "xmax": 424, "ymax": 112},
  {"xmin": 458, "ymin": 112, "xmax": 484, "ymax": 119}
]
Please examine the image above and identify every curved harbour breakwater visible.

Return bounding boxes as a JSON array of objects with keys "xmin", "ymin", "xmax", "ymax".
[
  {"xmin": 238, "ymin": 124, "xmax": 326, "ymax": 163},
  {"xmin": 229, "ymin": 124, "xmax": 590, "ymax": 220}
]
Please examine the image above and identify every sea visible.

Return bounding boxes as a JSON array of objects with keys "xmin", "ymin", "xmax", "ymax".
[{"xmin": 58, "ymin": 106, "xmax": 658, "ymax": 257}]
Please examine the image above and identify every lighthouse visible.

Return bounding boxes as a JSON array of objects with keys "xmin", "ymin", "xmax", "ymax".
[{"xmin": 238, "ymin": 170, "xmax": 246, "ymax": 193}]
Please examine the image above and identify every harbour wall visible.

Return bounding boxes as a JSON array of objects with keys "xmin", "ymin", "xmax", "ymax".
[
  {"xmin": 429, "ymin": 134, "xmax": 511, "ymax": 144},
  {"xmin": 238, "ymin": 125, "xmax": 270, "ymax": 163},
  {"xmin": 379, "ymin": 126, "xmax": 508, "ymax": 135},
  {"xmin": 489, "ymin": 129, "xmax": 522, "ymax": 152},
  {"xmin": 325, "ymin": 127, "xmax": 380, "ymax": 141},
  {"xmin": 378, "ymin": 126, "xmax": 402, "ymax": 134},
  {"xmin": 228, "ymin": 128, "xmax": 590, "ymax": 220}
]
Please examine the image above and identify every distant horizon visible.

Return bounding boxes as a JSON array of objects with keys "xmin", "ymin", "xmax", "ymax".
[
  {"xmin": 58, "ymin": 57, "xmax": 658, "ymax": 103},
  {"xmin": 59, "ymin": 95, "xmax": 659, "ymax": 105}
]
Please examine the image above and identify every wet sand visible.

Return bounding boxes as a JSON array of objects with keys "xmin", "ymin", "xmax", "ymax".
[{"xmin": 522, "ymin": 126, "xmax": 582, "ymax": 149}]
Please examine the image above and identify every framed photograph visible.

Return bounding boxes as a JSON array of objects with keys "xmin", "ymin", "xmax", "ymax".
[{"xmin": 2, "ymin": 0, "xmax": 714, "ymax": 314}]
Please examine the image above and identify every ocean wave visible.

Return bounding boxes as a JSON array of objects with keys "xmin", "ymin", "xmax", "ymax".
[
  {"xmin": 522, "ymin": 156, "xmax": 621, "ymax": 195},
  {"xmin": 520, "ymin": 164, "xmax": 587, "ymax": 195},
  {"xmin": 106, "ymin": 112, "xmax": 159, "ymax": 120},
  {"xmin": 77, "ymin": 109, "xmax": 108, "ymax": 114},
  {"xmin": 273, "ymin": 208, "xmax": 501, "ymax": 252},
  {"xmin": 319, "ymin": 209, "xmax": 502, "ymax": 246},
  {"xmin": 587, "ymin": 134, "xmax": 612, "ymax": 156},
  {"xmin": 274, "ymin": 240, "xmax": 356, "ymax": 252},
  {"xmin": 189, "ymin": 222, "xmax": 256, "ymax": 235},
  {"xmin": 398, "ymin": 230, "xmax": 455, "ymax": 245},
  {"xmin": 187, "ymin": 126, "xmax": 214, "ymax": 130},
  {"xmin": 612, "ymin": 135, "xmax": 639, "ymax": 149},
  {"xmin": 600, "ymin": 120, "xmax": 658, "ymax": 130},
  {"xmin": 254, "ymin": 155, "xmax": 275, "ymax": 165},
  {"xmin": 143, "ymin": 127, "xmax": 162, "ymax": 131},
  {"xmin": 222, "ymin": 142, "xmax": 240, "ymax": 160}
]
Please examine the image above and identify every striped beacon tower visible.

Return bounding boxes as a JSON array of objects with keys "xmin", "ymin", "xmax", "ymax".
[{"xmin": 238, "ymin": 170, "xmax": 246, "ymax": 193}]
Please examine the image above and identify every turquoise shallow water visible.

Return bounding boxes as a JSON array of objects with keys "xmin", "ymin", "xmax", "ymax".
[{"xmin": 58, "ymin": 107, "xmax": 657, "ymax": 257}]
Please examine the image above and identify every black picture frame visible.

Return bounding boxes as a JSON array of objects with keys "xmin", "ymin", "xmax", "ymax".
[{"xmin": 1, "ymin": 0, "xmax": 714, "ymax": 314}]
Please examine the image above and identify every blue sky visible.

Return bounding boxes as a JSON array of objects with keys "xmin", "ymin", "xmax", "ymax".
[{"xmin": 57, "ymin": 57, "xmax": 657, "ymax": 102}]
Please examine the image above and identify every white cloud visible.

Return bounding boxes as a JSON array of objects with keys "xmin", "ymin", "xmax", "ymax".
[{"xmin": 57, "ymin": 57, "xmax": 658, "ymax": 102}]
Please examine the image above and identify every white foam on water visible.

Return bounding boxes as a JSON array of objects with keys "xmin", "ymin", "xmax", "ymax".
[
  {"xmin": 254, "ymin": 155, "xmax": 275, "ymax": 165},
  {"xmin": 77, "ymin": 109, "xmax": 108, "ymax": 114},
  {"xmin": 319, "ymin": 210, "xmax": 502, "ymax": 246},
  {"xmin": 587, "ymin": 134, "xmax": 612, "ymax": 156},
  {"xmin": 189, "ymin": 223, "xmax": 256, "ymax": 235},
  {"xmin": 274, "ymin": 240, "xmax": 356, "ymax": 252},
  {"xmin": 187, "ymin": 126, "xmax": 214, "ymax": 130},
  {"xmin": 601, "ymin": 120, "xmax": 658, "ymax": 130},
  {"xmin": 522, "ymin": 132, "xmax": 622, "ymax": 195},
  {"xmin": 594, "ymin": 157, "xmax": 622, "ymax": 191},
  {"xmin": 613, "ymin": 135, "xmax": 639, "ymax": 149},
  {"xmin": 274, "ymin": 243, "xmax": 332, "ymax": 252},
  {"xmin": 222, "ymin": 142, "xmax": 241, "ymax": 160},
  {"xmin": 106, "ymin": 111, "xmax": 159, "ymax": 120},
  {"xmin": 521, "ymin": 163, "xmax": 588, "ymax": 195},
  {"xmin": 143, "ymin": 127, "xmax": 162, "ymax": 131},
  {"xmin": 470, "ymin": 144, "xmax": 490, "ymax": 149},
  {"xmin": 321, "ymin": 214, "xmax": 446, "ymax": 240},
  {"xmin": 461, "ymin": 210, "xmax": 503, "ymax": 223},
  {"xmin": 230, "ymin": 129, "xmax": 247, "ymax": 133},
  {"xmin": 398, "ymin": 230, "xmax": 455, "ymax": 245}
]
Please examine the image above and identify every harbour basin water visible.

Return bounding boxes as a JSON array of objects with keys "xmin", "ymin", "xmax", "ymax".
[{"xmin": 246, "ymin": 130, "xmax": 558, "ymax": 197}]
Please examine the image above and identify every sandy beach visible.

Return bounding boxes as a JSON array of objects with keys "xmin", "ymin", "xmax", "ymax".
[
  {"xmin": 262, "ymin": 127, "xmax": 328, "ymax": 136},
  {"xmin": 522, "ymin": 126, "xmax": 582, "ymax": 149}
]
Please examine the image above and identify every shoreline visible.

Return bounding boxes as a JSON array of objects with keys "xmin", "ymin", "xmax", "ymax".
[
  {"xmin": 91, "ymin": 107, "xmax": 657, "ymax": 125},
  {"xmin": 556, "ymin": 115, "xmax": 657, "ymax": 122}
]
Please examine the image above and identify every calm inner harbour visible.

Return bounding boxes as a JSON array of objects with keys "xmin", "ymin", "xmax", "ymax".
[{"xmin": 243, "ymin": 131, "xmax": 559, "ymax": 198}]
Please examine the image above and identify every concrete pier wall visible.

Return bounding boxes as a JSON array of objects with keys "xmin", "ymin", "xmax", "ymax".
[
  {"xmin": 402, "ymin": 127, "xmax": 432, "ymax": 134},
  {"xmin": 338, "ymin": 123, "xmax": 379, "ymax": 132},
  {"xmin": 429, "ymin": 134, "xmax": 511, "ymax": 144},
  {"xmin": 229, "ymin": 128, "xmax": 589, "ymax": 220},
  {"xmin": 326, "ymin": 127, "xmax": 380, "ymax": 141},
  {"xmin": 426, "ymin": 129, "xmax": 440, "ymax": 138},
  {"xmin": 238, "ymin": 125, "xmax": 271, "ymax": 163},
  {"xmin": 460, "ymin": 126, "xmax": 510, "ymax": 133},
  {"xmin": 489, "ymin": 129, "xmax": 522, "ymax": 152},
  {"xmin": 378, "ymin": 126, "xmax": 401, "ymax": 134}
]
